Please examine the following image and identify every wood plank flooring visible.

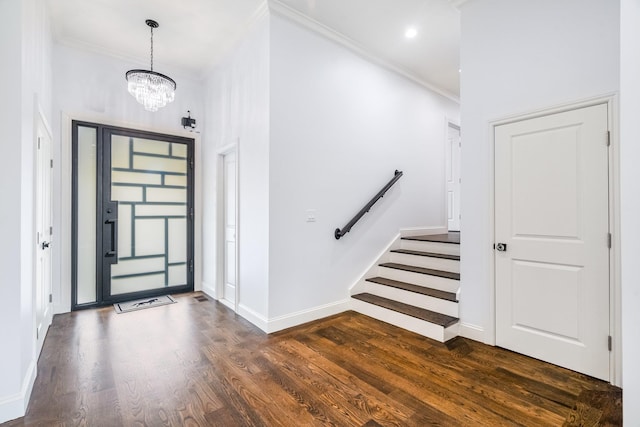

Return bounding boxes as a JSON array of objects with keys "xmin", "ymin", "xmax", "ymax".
[{"xmin": 3, "ymin": 292, "xmax": 621, "ymax": 426}]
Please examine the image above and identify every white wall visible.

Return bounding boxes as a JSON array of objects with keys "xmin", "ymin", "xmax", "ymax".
[
  {"xmin": 268, "ymin": 14, "xmax": 459, "ymax": 323},
  {"xmin": 620, "ymin": 0, "xmax": 640, "ymax": 421},
  {"xmin": 459, "ymin": 0, "xmax": 619, "ymax": 335},
  {"xmin": 202, "ymin": 11, "xmax": 458, "ymax": 331},
  {"xmin": 0, "ymin": 0, "xmax": 53, "ymax": 422},
  {"xmin": 202, "ymin": 14, "xmax": 271, "ymax": 324},
  {"xmin": 51, "ymin": 43, "xmax": 204, "ymax": 312},
  {"xmin": 0, "ymin": 0, "xmax": 26, "ymax": 414}
]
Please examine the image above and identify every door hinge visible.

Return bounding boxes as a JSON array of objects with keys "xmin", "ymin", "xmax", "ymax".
[
  {"xmin": 50, "ymin": 159, "xmax": 53, "ymax": 168},
  {"xmin": 38, "ymin": 137, "xmax": 41, "ymax": 149},
  {"xmin": 606, "ymin": 131, "xmax": 611, "ymax": 147},
  {"xmin": 189, "ymin": 259, "xmax": 194, "ymax": 272},
  {"xmin": 608, "ymin": 233, "xmax": 612, "ymax": 249},
  {"xmin": 608, "ymin": 335, "xmax": 612, "ymax": 351},
  {"xmin": 49, "ymin": 294, "xmax": 53, "ymax": 303},
  {"xmin": 50, "ymin": 226, "xmax": 53, "ymax": 235}
]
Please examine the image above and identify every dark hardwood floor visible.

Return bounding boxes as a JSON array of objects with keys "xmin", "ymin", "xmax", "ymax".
[{"xmin": 4, "ymin": 292, "xmax": 621, "ymax": 426}]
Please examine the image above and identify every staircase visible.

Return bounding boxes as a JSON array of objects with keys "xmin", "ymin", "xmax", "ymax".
[{"xmin": 351, "ymin": 232, "xmax": 460, "ymax": 342}]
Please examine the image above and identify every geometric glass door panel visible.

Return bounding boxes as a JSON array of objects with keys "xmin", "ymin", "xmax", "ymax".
[
  {"xmin": 104, "ymin": 133, "xmax": 190, "ymax": 297},
  {"xmin": 72, "ymin": 121, "xmax": 194, "ymax": 309}
]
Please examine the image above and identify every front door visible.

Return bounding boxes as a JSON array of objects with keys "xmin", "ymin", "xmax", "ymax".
[
  {"xmin": 494, "ymin": 103, "xmax": 610, "ymax": 381},
  {"xmin": 72, "ymin": 121, "xmax": 195, "ymax": 308}
]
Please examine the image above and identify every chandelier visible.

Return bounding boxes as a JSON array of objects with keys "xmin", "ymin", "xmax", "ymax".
[{"xmin": 126, "ymin": 19, "xmax": 176, "ymax": 112}]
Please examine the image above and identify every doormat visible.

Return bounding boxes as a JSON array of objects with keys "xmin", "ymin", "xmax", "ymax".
[{"xmin": 114, "ymin": 295, "xmax": 177, "ymax": 314}]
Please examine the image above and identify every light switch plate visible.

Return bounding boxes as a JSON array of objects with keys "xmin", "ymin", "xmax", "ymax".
[{"xmin": 306, "ymin": 209, "xmax": 316, "ymax": 222}]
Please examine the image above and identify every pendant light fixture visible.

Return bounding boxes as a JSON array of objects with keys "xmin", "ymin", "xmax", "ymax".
[{"xmin": 125, "ymin": 19, "xmax": 176, "ymax": 112}]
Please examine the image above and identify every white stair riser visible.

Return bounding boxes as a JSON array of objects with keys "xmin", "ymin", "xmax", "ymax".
[
  {"xmin": 352, "ymin": 299, "xmax": 458, "ymax": 343},
  {"xmin": 378, "ymin": 266, "xmax": 459, "ymax": 293},
  {"xmin": 400, "ymin": 240, "xmax": 460, "ymax": 256},
  {"xmin": 362, "ymin": 281, "xmax": 459, "ymax": 317},
  {"xmin": 389, "ymin": 252, "xmax": 460, "ymax": 273}
]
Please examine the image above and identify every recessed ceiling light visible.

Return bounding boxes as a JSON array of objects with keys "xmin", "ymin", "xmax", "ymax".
[{"xmin": 405, "ymin": 27, "xmax": 417, "ymax": 39}]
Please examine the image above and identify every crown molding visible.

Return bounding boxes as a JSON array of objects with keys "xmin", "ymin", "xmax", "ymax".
[
  {"xmin": 267, "ymin": 0, "xmax": 459, "ymax": 103},
  {"xmin": 199, "ymin": 0, "xmax": 270, "ymax": 79},
  {"xmin": 449, "ymin": 0, "xmax": 474, "ymax": 10}
]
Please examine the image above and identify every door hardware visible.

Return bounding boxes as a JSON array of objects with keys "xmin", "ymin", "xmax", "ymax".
[{"xmin": 496, "ymin": 243, "xmax": 507, "ymax": 252}]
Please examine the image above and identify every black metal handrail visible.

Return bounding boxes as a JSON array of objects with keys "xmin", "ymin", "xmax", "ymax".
[{"xmin": 334, "ymin": 170, "xmax": 403, "ymax": 240}]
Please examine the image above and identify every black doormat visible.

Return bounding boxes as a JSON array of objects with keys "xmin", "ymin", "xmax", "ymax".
[{"xmin": 114, "ymin": 295, "xmax": 177, "ymax": 313}]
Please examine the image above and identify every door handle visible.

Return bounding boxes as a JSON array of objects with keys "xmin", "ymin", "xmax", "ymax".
[
  {"xmin": 104, "ymin": 201, "xmax": 118, "ymax": 263},
  {"xmin": 105, "ymin": 218, "xmax": 118, "ymax": 260},
  {"xmin": 41, "ymin": 241, "xmax": 50, "ymax": 250},
  {"xmin": 496, "ymin": 243, "xmax": 507, "ymax": 252}
]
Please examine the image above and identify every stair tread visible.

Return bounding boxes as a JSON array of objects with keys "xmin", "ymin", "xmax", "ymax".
[
  {"xmin": 402, "ymin": 232, "xmax": 460, "ymax": 244},
  {"xmin": 391, "ymin": 249, "xmax": 460, "ymax": 261},
  {"xmin": 352, "ymin": 293, "xmax": 459, "ymax": 328},
  {"xmin": 380, "ymin": 263, "xmax": 460, "ymax": 280},
  {"xmin": 366, "ymin": 277, "xmax": 458, "ymax": 302}
]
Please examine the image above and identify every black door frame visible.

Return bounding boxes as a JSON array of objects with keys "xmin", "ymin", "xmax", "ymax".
[{"xmin": 71, "ymin": 120, "xmax": 194, "ymax": 309}]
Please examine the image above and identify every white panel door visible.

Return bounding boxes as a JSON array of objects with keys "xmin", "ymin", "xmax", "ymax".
[
  {"xmin": 223, "ymin": 152, "xmax": 237, "ymax": 306},
  {"xmin": 495, "ymin": 103, "xmax": 610, "ymax": 381},
  {"xmin": 446, "ymin": 124, "xmax": 461, "ymax": 231},
  {"xmin": 35, "ymin": 116, "xmax": 53, "ymax": 354}
]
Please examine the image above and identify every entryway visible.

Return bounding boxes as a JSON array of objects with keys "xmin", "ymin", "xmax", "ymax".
[
  {"xmin": 494, "ymin": 103, "xmax": 611, "ymax": 381},
  {"xmin": 72, "ymin": 121, "xmax": 195, "ymax": 308}
]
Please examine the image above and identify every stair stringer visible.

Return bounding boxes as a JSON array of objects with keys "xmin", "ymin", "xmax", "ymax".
[
  {"xmin": 348, "ymin": 227, "xmax": 450, "ymax": 296},
  {"xmin": 348, "ymin": 232, "xmax": 401, "ymax": 296}
]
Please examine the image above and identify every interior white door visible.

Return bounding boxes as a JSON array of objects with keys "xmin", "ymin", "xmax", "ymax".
[
  {"xmin": 446, "ymin": 123, "xmax": 461, "ymax": 231},
  {"xmin": 495, "ymin": 103, "xmax": 610, "ymax": 381},
  {"xmin": 35, "ymin": 116, "xmax": 53, "ymax": 354},
  {"xmin": 223, "ymin": 151, "xmax": 237, "ymax": 307}
]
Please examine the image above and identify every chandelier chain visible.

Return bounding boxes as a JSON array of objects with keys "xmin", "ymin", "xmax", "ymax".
[{"xmin": 150, "ymin": 25, "xmax": 154, "ymax": 71}]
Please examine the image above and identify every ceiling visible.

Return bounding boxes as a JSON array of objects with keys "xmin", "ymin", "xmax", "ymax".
[{"xmin": 46, "ymin": 0, "xmax": 461, "ymax": 98}]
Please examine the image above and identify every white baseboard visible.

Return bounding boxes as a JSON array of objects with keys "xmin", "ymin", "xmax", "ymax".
[
  {"xmin": 218, "ymin": 299, "xmax": 235, "ymax": 311},
  {"xmin": 237, "ymin": 304, "xmax": 269, "ymax": 333},
  {"xmin": 0, "ymin": 358, "xmax": 36, "ymax": 424},
  {"xmin": 266, "ymin": 299, "xmax": 351, "ymax": 333},
  {"xmin": 399, "ymin": 226, "xmax": 447, "ymax": 237},
  {"xmin": 0, "ymin": 392, "xmax": 25, "ymax": 424},
  {"xmin": 458, "ymin": 322, "xmax": 485, "ymax": 343},
  {"xmin": 201, "ymin": 281, "xmax": 217, "ymax": 300}
]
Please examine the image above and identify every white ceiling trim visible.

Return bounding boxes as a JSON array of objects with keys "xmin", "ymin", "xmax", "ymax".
[
  {"xmin": 448, "ymin": 0, "xmax": 473, "ymax": 9},
  {"xmin": 199, "ymin": 0, "xmax": 270, "ymax": 79},
  {"xmin": 268, "ymin": 0, "xmax": 460, "ymax": 103},
  {"xmin": 47, "ymin": 10, "xmax": 201, "ymax": 82},
  {"xmin": 46, "ymin": 1, "xmax": 271, "ymax": 84}
]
